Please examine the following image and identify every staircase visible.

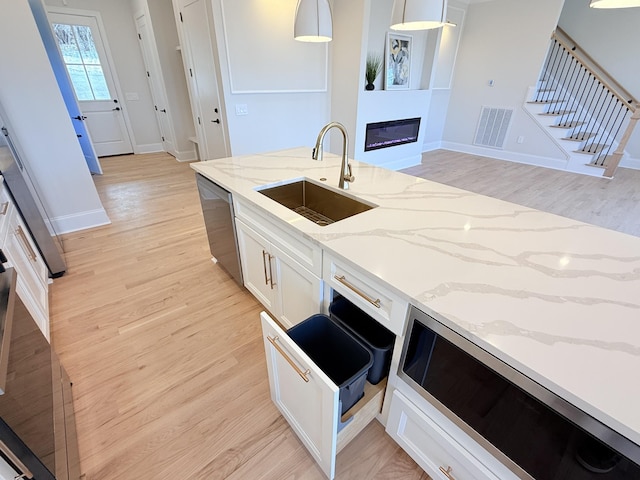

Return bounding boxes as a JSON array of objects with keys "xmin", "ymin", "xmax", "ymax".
[{"xmin": 524, "ymin": 28, "xmax": 639, "ymax": 178}]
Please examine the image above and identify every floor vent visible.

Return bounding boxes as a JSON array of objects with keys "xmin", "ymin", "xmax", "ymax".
[{"xmin": 474, "ymin": 106, "xmax": 514, "ymax": 149}]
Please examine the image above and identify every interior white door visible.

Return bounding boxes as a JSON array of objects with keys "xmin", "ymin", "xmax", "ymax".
[
  {"xmin": 135, "ymin": 11, "xmax": 176, "ymax": 156},
  {"xmin": 49, "ymin": 12, "xmax": 133, "ymax": 157},
  {"xmin": 178, "ymin": 0, "xmax": 228, "ymax": 160}
]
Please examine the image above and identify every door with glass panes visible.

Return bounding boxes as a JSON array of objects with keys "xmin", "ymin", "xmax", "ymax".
[{"xmin": 49, "ymin": 12, "xmax": 133, "ymax": 157}]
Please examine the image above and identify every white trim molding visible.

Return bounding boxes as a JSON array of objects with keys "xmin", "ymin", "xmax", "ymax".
[
  {"xmin": 220, "ymin": 0, "xmax": 328, "ymax": 94},
  {"xmin": 52, "ymin": 208, "xmax": 111, "ymax": 234}
]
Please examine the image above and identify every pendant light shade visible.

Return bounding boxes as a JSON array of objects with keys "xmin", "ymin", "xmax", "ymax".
[
  {"xmin": 391, "ymin": 0, "xmax": 448, "ymax": 31},
  {"xmin": 590, "ymin": 0, "xmax": 640, "ymax": 7},
  {"xmin": 294, "ymin": 0, "xmax": 333, "ymax": 42}
]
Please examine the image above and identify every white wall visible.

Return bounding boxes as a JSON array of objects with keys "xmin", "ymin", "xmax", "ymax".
[
  {"xmin": 45, "ymin": 0, "xmax": 163, "ymax": 153},
  {"xmin": 442, "ymin": 0, "xmax": 565, "ymax": 163},
  {"xmin": 0, "ymin": 0, "xmax": 109, "ymax": 233},
  {"xmin": 558, "ymin": 0, "xmax": 640, "ymax": 164},
  {"xmin": 331, "ymin": 0, "xmax": 368, "ymax": 158},
  {"xmin": 209, "ymin": 0, "xmax": 331, "ymax": 156}
]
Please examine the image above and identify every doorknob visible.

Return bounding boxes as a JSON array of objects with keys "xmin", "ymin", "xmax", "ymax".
[
  {"xmin": 113, "ymin": 107, "xmax": 121, "ymax": 111},
  {"xmin": 212, "ymin": 119, "xmax": 220, "ymax": 124},
  {"xmin": 73, "ymin": 115, "xmax": 87, "ymax": 120},
  {"xmin": 160, "ymin": 109, "xmax": 166, "ymax": 113}
]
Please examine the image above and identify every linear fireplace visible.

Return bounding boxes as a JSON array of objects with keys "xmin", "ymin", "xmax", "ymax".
[{"xmin": 364, "ymin": 117, "xmax": 421, "ymax": 152}]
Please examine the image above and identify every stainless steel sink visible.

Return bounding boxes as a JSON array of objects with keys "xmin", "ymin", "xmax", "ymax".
[{"xmin": 258, "ymin": 180, "xmax": 375, "ymax": 226}]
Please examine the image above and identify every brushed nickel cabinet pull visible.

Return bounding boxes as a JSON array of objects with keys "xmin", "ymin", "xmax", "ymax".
[
  {"xmin": 334, "ymin": 275, "xmax": 381, "ymax": 308},
  {"xmin": 0, "ymin": 201, "xmax": 9, "ymax": 215},
  {"xmin": 262, "ymin": 250, "xmax": 270, "ymax": 285},
  {"xmin": 268, "ymin": 254, "xmax": 275, "ymax": 290},
  {"xmin": 439, "ymin": 466, "xmax": 456, "ymax": 480},
  {"xmin": 267, "ymin": 335, "xmax": 310, "ymax": 382},
  {"xmin": 16, "ymin": 226, "xmax": 37, "ymax": 261},
  {"xmin": 0, "ymin": 440, "xmax": 33, "ymax": 479}
]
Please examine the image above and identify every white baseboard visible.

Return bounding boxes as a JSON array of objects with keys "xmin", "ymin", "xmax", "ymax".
[
  {"xmin": 52, "ymin": 208, "xmax": 111, "ymax": 234},
  {"xmin": 134, "ymin": 143, "xmax": 164, "ymax": 154},
  {"xmin": 175, "ymin": 148, "xmax": 198, "ymax": 162},
  {"xmin": 620, "ymin": 155, "xmax": 640, "ymax": 170},
  {"xmin": 440, "ymin": 141, "xmax": 570, "ymax": 172},
  {"xmin": 422, "ymin": 140, "xmax": 444, "ymax": 152}
]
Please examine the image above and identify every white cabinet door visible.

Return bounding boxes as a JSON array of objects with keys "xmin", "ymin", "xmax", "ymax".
[
  {"xmin": 236, "ymin": 219, "xmax": 275, "ymax": 311},
  {"xmin": 261, "ymin": 312, "xmax": 339, "ymax": 480},
  {"xmin": 272, "ymin": 244, "xmax": 323, "ymax": 329},
  {"xmin": 237, "ymin": 218, "xmax": 322, "ymax": 328}
]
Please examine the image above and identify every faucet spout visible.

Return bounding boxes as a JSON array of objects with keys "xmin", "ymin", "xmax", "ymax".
[{"xmin": 312, "ymin": 122, "xmax": 354, "ymax": 190}]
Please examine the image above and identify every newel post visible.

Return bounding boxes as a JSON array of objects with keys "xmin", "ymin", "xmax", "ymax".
[{"xmin": 604, "ymin": 104, "xmax": 640, "ymax": 178}]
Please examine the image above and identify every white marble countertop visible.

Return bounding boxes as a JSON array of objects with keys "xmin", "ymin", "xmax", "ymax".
[{"xmin": 191, "ymin": 147, "xmax": 640, "ymax": 448}]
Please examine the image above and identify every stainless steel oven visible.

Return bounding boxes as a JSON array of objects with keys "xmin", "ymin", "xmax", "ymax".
[
  {"xmin": 398, "ymin": 305, "xmax": 640, "ymax": 479},
  {"xmin": 0, "ymin": 262, "xmax": 80, "ymax": 479}
]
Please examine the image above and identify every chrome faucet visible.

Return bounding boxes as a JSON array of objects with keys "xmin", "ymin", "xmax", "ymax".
[{"xmin": 312, "ymin": 122, "xmax": 355, "ymax": 190}]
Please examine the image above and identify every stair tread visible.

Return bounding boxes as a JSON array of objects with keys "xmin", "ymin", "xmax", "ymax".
[
  {"xmin": 574, "ymin": 143, "xmax": 609, "ymax": 154},
  {"xmin": 550, "ymin": 121, "xmax": 586, "ymax": 129},
  {"xmin": 527, "ymin": 99, "xmax": 564, "ymax": 104},
  {"xmin": 562, "ymin": 133, "xmax": 597, "ymax": 142},
  {"xmin": 540, "ymin": 110, "xmax": 575, "ymax": 116}
]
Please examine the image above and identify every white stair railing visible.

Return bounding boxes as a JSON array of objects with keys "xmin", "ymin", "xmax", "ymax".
[{"xmin": 532, "ymin": 28, "xmax": 637, "ymax": 177}]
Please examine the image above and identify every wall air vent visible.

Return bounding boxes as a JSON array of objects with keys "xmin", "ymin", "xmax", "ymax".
[{"xmin": 474, "ymin": 106, "xmax": 514, "ymax": 149}]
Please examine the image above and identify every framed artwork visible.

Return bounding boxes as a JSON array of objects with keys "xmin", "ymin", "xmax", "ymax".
[{"xmin": 385, "ymin": 32, "xmax": 412, "ymax": 90}]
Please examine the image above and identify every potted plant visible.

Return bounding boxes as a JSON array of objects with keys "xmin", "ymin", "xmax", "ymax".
[{"xmin": 365, "ymin": 53, "xmax": 382, "ymax": 91}]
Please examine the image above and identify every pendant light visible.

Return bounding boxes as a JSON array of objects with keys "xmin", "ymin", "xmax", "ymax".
[
  {"xmin": 391, "ymin": 0, "xmax": 448, "ymax": 31},
  {"xmin": 590, "ymin": 0, "xmax": 640, "ymax": 7},
  {"xmin": 294, "ymin": 0, "xmax": 333, "ymax": 42}
]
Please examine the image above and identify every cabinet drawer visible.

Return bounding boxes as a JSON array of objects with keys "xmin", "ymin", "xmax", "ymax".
[
  {"xmin": 234, "ymin": 198, "xmax": 322, "ymax": 276},
  {"xmin": 323, "ymin": 254, "xmax": 407, "ymax": 336},
  {"xmin": 261, "ymin": 312, "xmax": 384, "ymax": 480},
  {"xmin": 387, "ymin": 390, "xmax": 514, "ymax": 480}
]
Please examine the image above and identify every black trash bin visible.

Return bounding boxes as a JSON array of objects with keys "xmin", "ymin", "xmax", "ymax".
[
  {"xmin": 329, "ymin": 296, "xmax": 395, "ymax": 385},
  {"xmin": 288, "ymin": 314, "xmax": 373, "ymax": 415}
]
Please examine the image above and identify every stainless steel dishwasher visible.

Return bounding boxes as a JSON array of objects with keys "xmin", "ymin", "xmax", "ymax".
[{"xmin": 196, "ymin": 174, "xmax": 243, "ymax": 286}]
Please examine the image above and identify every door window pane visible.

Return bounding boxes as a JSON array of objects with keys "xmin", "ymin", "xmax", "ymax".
[
  {"xmin": 66, "ymin": 65, "xmax": 93, "ymax": 101},
  {"xmin": 53, "ymin": 23, "xmax": 111, "ymax": 101},
  {"xmin": 85, "ymin": 66, "xmax": 109, "ymax": 100},
  {"xmin": 75, "ymin": 26, "xmax": 100, "ymax": 65}
]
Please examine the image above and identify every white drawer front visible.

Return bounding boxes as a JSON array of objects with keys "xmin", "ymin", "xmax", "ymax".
[
  {"xmin": 261, "ymin": 312, "xmax": 339, "ymax": 479},
  {"xmin": 387, "ymin": 390, "xmax": 510, "ymax": 480},
  {"xmin": 234, "ymin": 199, "xmax": 322, "ymax": 276},
  {"xmin": 324, "ymin": 254, "xmax": 407, "ymax": 336}
]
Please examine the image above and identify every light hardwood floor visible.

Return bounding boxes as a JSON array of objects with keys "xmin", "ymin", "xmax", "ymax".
[
  {"xmin": 49, "ymin": 153, "xmax": 427, "ymax": 480},
  {"xmin": 403, "ymin": 150, "xmax": 640, "ymax": 237}
]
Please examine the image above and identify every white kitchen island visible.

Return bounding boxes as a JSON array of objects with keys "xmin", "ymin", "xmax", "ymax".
[{"xmin": 191, "ymin": 147, "xmax": 640, "ymax": 478}]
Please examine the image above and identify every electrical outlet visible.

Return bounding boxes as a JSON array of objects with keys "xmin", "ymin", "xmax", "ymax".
[
  {"xmin": 517, "ymin": 136, "xmax": 525, "ymax": 144},
  {"xmin": 235, "ymin": 104, "xmax": 248, "ymax": 116}
]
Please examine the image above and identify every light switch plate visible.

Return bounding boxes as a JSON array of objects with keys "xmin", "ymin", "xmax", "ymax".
[{"xmin": 235, "ymin": 104, "xmax": 248, "ymax": 116}]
